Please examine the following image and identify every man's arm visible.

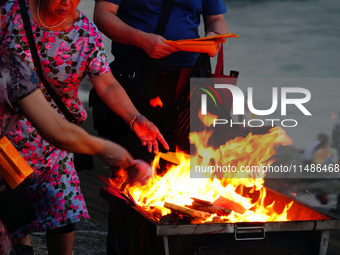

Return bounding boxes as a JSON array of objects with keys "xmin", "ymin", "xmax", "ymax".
[
  {"xmin": 93, "ymin": 0, "xmax": 178, "ymax": 59},
  {"xmin": 204, "ymin": 14, "xmax": 229, "ymax": 36},
  {"xmin": 203, "ymin": 14, "xmax": 229, "ymax": 57}
]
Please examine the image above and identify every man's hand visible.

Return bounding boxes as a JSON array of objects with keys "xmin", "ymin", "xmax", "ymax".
[
  {"xmin": 139, "ymin": 33, "xmax": 179, "ymax": 59},
  {"xmin": 205, "ymin": 31, "xmax": 222, "ymax": 57}
]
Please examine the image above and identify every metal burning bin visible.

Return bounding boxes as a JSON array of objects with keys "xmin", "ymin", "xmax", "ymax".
[{"xmin": 100, "ymin": 187, "xmax": 340, "ymax": 255}]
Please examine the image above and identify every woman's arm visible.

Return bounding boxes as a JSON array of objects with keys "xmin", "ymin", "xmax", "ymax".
[
  {"xmin": 17, "ymin": 89, "xmax": 134, "ymax": 169},
  {"xmin": 90, "ymin": 72, "xmax": 169, "ymax": 153}
]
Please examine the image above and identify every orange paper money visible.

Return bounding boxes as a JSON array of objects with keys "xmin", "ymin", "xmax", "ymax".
[
  {"xmin": 164, "ymin": 33, "xmax": 239, "ymax": 55},
  {"xmin": 0, "ymin": 136, "xmax": 33, "ymax": 189}
]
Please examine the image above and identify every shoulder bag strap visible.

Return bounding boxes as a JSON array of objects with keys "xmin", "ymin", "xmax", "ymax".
[
  {"xmin": 214, "ymin": 47, "xmax": 224, "ymax": 76},
  {"xmin": 155, "ymin": 0, "xmax": 175, "ymax": 36},
  {"xmin": 18, "ymin": 0, "xmax": 77, "ymax": 123}
]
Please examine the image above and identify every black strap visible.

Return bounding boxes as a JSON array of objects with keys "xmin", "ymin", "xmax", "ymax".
[
  {"xmin": 18, "ymin": 0, "xmax": 77, "ymax": 123},
  {"xmin": 155, "ymin": 0, "xmax": 175, "ymax": 36}
]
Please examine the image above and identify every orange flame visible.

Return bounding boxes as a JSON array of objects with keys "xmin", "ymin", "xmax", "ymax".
[
  {"xmin": 198, "ymin": 111, "xmax": 217, "ymax": 127},
  {"xmin": 114, "ymin": 125, "xmax": 302, "ymax": 223}
]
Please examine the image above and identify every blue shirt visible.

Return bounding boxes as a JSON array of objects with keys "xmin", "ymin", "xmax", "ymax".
[{"xmin": 103, "ymin": 0, "xmax": 227, "ymax": 70}]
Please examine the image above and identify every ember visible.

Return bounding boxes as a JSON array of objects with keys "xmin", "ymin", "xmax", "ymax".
[{"xmin": 149, "ymin": 96, "xmax": 163, "ymax": 108}]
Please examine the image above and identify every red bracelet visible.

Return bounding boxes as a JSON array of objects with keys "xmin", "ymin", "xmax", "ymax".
[{"xmin": 130, "ymin": 115, "xmax": 144, "ymax": 131}]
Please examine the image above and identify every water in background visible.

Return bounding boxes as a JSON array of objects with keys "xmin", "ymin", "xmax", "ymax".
[{"xmin": 221, "ymin": 0, "xmax": 340, "ymax": 149}]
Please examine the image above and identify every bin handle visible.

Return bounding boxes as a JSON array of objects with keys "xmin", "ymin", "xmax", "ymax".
[{"xmin": 235, "ymin": 226, "xmax": 265, "ymax": 241}]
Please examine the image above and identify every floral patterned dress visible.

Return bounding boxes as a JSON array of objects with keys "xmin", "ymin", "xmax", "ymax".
[
  {"xmin": 0, "ymin": 47, "xmax": 39, "ymax": 138},
  {"xmin": 0, "ymin": 0, "xmax": 110, "ymax": 237},
  {"xmin": 0, "ymin": 47, "xmax": 39, "ymax": 255}
]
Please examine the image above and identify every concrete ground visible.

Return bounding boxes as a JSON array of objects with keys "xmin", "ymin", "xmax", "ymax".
[{"xmin": 29, "ymin": 0, "xmax": 340, "ymax": 254}]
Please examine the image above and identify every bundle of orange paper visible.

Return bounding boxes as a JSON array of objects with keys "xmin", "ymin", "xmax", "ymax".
[
  {"xmin": 164, "ymin": 33, "xmax": 238, "ymax": 55},
  {"xmin": 0, "ymin": 136, "xmax": 33, "ymax": 189}
]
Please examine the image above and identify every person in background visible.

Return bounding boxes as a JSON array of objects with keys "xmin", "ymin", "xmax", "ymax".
[
  {"xmin": 303, "ymin": 133, "xmax": 328, "ymax": 166},
  {"xmin": 331, "ymin": 112, "xmax": 340, "ymax": 164},
  {"xmin": 1, "ymin": 0, "xmax": 168, "ymax": 254},
  {"xmin": 311, "ymin": 135, "xmax": 334, "ymax": 205},
  {"xmin": 92, "ymin": 0, "xmax": 229, "ymax": 161},
  {"xmin": 312, "ymin": 135, "xmax": 333, "ymax": 167}
]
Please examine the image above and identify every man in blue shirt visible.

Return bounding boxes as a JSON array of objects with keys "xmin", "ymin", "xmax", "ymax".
[
  {"xmin": 92, "ymin": 0, "xmax": 229, "ymax": 160},
  {"xmin": 94, "ymin": 0, "xmax": 228, "ymax": 68},
  {"xmin": 92, "ymin": 1, "xmax": 229, "ymax": 253}
]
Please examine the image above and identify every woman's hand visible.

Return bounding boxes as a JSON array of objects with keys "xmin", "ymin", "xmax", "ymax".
[
  {"xmin": 97, "ymin": 140, "xmax": 134, "ymax": 169},
  {"xmin": 126, "ymin": 159, "xmax": 154, "ymax": 186},
  {"xmin": 131, "ymin": 115, "xmax": 169, "ymax": 153}
]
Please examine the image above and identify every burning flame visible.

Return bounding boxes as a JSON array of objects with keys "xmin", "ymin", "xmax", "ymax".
[
  {"xmin": 198, "ymin": 111, "xmax": 217, "ymax": 127},
  {"xmin": 110, "ymin": 124, "xmax": 297, "ymax": 224}
]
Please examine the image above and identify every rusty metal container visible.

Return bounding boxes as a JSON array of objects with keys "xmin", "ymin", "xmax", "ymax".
[{"xmin": 101, "ymin": 188, "xmax": 340, "ymax": 255}]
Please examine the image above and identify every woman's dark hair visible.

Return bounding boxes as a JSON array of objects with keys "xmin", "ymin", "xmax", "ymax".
[{"xmin": 314, "ymin": 135, "xmax": 329, "ymax": 152}]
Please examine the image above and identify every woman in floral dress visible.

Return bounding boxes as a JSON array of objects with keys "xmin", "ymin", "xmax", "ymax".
[
  {"xmin": 0, "ymin": 35, "xmax": 39, "ymax": 255},
  {"xmin": 0, "ymin": 44, "xmax": 135, "ymax": 255},
  {"xmin": 0, "ymin": 0, "xmax": 168, "ymax": 253}
]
